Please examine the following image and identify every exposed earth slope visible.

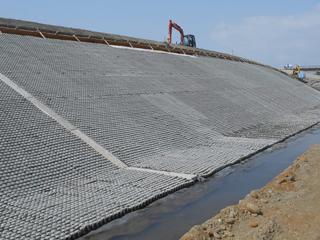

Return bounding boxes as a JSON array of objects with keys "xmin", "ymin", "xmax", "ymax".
[{"xmin": 181, "ymin": 144, "xmax": 320, "ymax": 240}]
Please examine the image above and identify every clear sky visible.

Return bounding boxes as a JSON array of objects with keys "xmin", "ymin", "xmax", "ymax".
[{"xmin": 1, "ymin": 0, "xmax": 319, "ymax": 68}]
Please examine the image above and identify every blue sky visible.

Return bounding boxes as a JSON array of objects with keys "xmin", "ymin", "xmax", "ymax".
[{"xmin": 1, "ymin": 0, "xmax": 319, "ymax": 68}]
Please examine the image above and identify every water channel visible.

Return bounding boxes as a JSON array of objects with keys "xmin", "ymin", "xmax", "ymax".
[{"xmin": 81, "ymin": 123, "xmax": 320, "ymax": 240}]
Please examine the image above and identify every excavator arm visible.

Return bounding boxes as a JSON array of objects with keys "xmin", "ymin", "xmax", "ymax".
[
  {"xmin": 293, "ymin": 64, "xmax": 300, "ymax": 75},
  {"xmin": 168, "ymin": 20, "xmax": 184, "ymax": 45}
]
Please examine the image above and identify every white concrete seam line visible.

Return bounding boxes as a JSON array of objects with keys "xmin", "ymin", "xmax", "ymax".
[
  {"xmin": 127, "ymin": 167, "xmax": 197, "ymax": 181},
  {"xmin": 0, "ymin": 72, "xmax": 198, "ymax": 180},
  {"xmin": 110, "ymin": 45, "xmax": 198, "ymax": 58},
  {"xmin": 0, "ymin": 72, "xmax": 127, "ymax": 168},
  {"xmin": 71, "ymin": 129, "xmax": 127, "ymax": 168}
]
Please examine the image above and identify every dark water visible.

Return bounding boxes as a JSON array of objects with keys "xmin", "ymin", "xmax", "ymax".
[{"xmin": 81, "ymin": 124, "xmax": 320, "ymax": 240}]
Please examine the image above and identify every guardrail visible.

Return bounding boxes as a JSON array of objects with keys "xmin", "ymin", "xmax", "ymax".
[{"xmin": 300, "ymin": 65, "xmax": 320, "ymax": 70}]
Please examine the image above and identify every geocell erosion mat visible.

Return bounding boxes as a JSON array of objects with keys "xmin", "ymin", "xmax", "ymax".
[{"xmin": 1, "ymin": 21, "xmax": 320, "ymax": 240}]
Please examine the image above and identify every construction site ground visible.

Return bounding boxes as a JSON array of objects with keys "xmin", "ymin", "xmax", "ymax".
[
  {"xmin": 281, "ymin": 69, "xmax": 320, "ymax": 91},
  {"xmin": 180, "ymin": 144, "xmax": 320, "ymax": 240}
]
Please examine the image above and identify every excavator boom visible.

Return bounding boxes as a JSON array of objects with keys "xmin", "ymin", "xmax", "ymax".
[
  {"xmin": 167, "ymin": 20, "xmax": 196, "ymax": 47},
  {"xmin": 168, "ymin": 20, "xmax": 184, "ymax": 44}
]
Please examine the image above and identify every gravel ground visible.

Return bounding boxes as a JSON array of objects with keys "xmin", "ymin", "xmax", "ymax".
[
  {"xmin": 180, "ymin": 144, "xmax": 320, "ymax": 240},
  {"xmin": 281, "ymin": 69, "xmax": 320, "ymax": 91}
]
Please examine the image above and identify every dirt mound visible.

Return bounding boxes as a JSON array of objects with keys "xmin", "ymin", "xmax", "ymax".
[{"xmin": 180, "ymin": 144, "xmax": 320, "ymax": 240}]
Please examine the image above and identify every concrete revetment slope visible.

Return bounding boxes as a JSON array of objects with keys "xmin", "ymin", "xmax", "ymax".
[
  {"xmin": 0, "ymin": 17, "xmax": 261, "ymax": 65},
  {"xmin": 0, "ymin": 20, "xmax": 320, "ymax": 240}
]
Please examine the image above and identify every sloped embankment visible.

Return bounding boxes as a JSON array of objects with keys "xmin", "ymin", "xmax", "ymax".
[
  {"xmin": 1, "ymin": 33, "xmax": 319, "ymax": 176},
  {"xmin": 1, "ymin": 28, "xmax": 320, "ymax": 240}
]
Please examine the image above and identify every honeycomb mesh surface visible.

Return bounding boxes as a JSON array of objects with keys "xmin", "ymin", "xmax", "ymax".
[
  {"xmin": 0, "ymin": 81, "xmax": 192, "ymax": 239},
  {"xmin": 0, "ymin": 33, "xmax": 320, "ymax": 239}
]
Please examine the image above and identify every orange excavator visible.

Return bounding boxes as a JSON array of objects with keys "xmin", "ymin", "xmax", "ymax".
[{"xmin": 167, "ymin": 20, "xmax": 196, "ymax": 47}]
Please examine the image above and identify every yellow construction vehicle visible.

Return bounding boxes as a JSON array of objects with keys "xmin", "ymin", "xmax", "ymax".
[{"xmin": 292, "ymin": 64, "xmax": 300, "ymax": 75}]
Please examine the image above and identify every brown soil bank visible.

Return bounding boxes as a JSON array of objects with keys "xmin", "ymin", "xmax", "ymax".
[{"xmin": 180, "ymin": 144, "xmax": 320, "ymax": 240}]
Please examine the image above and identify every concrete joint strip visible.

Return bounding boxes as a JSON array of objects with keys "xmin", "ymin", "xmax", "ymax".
[
  {"xmin": 28, "ymin": 97, "xmax": 77, "ymax": 131},
  {"xmin": 72, "ymin": 129, "xmax": 128, "ymax": 168},
  {"xmin": 0, "ymin": 73, "xmax": 33, "ymax": 98},
  {"xmin": 0, "ymin": 72, "xmax": 198, "ymax": 178},
  {"xmin": 110, "ymin": 45, "xmax": 197, "ymax": 58},
  {"xmin": 127, "ymin": 167, "xmax": 198, "ymax": 181},
  {"xmin": 0, "ymin": 72, "xmax": 127, "ymax": 168}
]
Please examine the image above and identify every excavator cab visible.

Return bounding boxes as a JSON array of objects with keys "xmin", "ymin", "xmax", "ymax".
[
  {"xmin": 183, "ymin": 35, "xmax": 196, "ymax": 47},
  {"xmin": 168, "ymin": 20, "xmax": 196, "ymax": 48}
]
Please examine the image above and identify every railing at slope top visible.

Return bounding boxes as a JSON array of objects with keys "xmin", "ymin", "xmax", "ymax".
[
  {"xmin": 0, "ymin": 26, "xmax": 264, "ymax": 66},
  {"xmin": 299, "ymin": 65, "xmax": 320, "ymax": 71}
]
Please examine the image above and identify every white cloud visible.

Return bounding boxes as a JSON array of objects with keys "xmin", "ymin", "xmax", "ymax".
[{"xmin": 211, "ymin": 4, "xmax": 320, "ymax": 67}]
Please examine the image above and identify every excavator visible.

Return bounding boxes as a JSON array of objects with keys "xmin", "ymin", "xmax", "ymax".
[
  {"xmin": 167, "ymin": 20, "xmax": 196, "ymax": 47},
  {"xmin": 292, "ymin": 64, "xmax": 300, "ymax": 75}
]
